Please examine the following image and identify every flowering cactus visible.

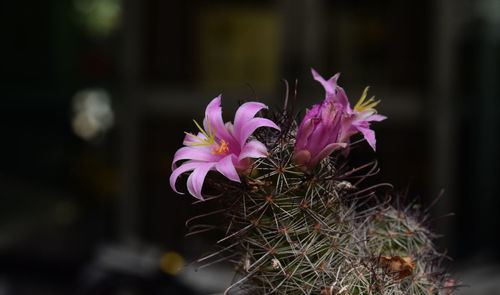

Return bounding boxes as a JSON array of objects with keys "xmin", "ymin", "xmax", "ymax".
[{"xmin": 171, "ymin": 72, "xmax": 457, "ymax": 295}]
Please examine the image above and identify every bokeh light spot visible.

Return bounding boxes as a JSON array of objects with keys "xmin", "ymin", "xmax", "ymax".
[
  {"xmin": 71, "ymin": 88, "xmax": 114, "ymax": 141},
  {"xmin": 160, "ymin": 251, "xmax": 184, "ymax": 275}
]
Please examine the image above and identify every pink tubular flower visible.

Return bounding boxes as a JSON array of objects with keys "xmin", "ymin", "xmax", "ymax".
[
  {"xmin": 293, "ymin": 96, "xmax": 347, "ymax": 169},
  {"xmin": 312, "ymin": 68, "xmax": 387, "ymax": 150},
  {"xmin": 293, "ymin": 69, "xmax": 386, "ymax": 169},
  {"xmin": 170, "ymin": 95, "xmax": 280, "ymax": 200}
]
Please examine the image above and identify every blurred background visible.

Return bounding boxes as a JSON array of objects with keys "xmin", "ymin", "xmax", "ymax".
[{"xmin": 1, "ymin": 0, "xmax": 500, "ymax": 294}]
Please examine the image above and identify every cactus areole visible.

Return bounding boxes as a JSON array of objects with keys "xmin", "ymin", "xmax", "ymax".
[{"xmin": 170, "ymin": 69, "xmax": 457, "ymax": 294}]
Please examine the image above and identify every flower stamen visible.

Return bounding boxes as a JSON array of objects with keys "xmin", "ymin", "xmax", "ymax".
[
  {"xmin": 184, "ymin": 115, "xmax": 216, "ymax": 147},
  {"xmin": 354, "ymin": 86, "xmax": 380, "ymax": 113}
]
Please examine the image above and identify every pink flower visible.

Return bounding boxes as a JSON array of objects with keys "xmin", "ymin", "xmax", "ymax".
[
  {"xmin": 312, "ymin": 68, "xmax": 387, "ymax": 148},
  {"xmin": 293, "ymin": 69, "xmax": 386, "ymax": 169},
  {"xmin": 293, "ymin": 95, "xmax": 347, "ymax": 169},
  {"xmin": 170, "ymin": 95, "xmax": 280, "ymax": 200}
]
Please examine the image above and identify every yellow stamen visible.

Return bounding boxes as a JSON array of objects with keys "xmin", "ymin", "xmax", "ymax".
[
  {"xmin": 183, "ymin": 116, "xmax": 230, "ymax": 155},
  {"xmin": 354, "ymin": 86, "xmax": 381, "ymax": 113},
  {"xmin": 211, "ymin": 139, "xmax": 230, "ymax": 155},
  {"xmin": 183, "ymin": 115, "xmax": 216, "ymax": 147}
]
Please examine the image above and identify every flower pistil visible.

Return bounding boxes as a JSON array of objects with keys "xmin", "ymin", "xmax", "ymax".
[{"xmin": 211, "ymin": 139, "xmax": 229, "ymax": 155}]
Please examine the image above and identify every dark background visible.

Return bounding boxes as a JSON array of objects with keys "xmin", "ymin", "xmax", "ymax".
[{"xmin": 1, "ymin": 0, "xmax": 500, "ymax": 294}]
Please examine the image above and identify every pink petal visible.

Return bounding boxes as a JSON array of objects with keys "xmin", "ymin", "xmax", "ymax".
[
  {"xmin": 368, "ymin": 114, "xmax": 387, "ymax": 122},
  {"xmin": 238, "ymin": 140, "xmax": 268, "ymax": 161},
  {"xmin": 311, "ymin": 68, "xmax": 339, "ymax": 95},
  {"xmin": 225, "ymin": 122, "xmax": 235, "ymax": 137},
  {"xmin": 295, "ymin": 117, "xmax": 315, "ymax": 150},
  {"xmin": 311, "ymin": 68, "xmax": 351, "ymax": 110},
  {"xmin": 170, "ymin": 161, "xmax": 201, "ymax": 195},
  {"xmin": 203, "ymin": 95, "xmax": 233, "ymax": 143},
  {"xmin": 335, "ymin": 86, "xmax": 351, "ymax": 111},
  {"xmin": 186, "ymin": 162, "xmax": 215, "ymax": 200},
  {"xmin": 182, "ymin": 132, "xmax": 214, "ymax": 157},
  {"xmin": 234, "ymin": 102, "xmax": 268, "ymax": 138},
  {"xmin": 358, "ymin": 126, "xmax": 376, "ymax": 150},
  {"xmin": 338, "ymin": 115, "xmax": 358, "ymax": 143},
  {"xmin": 309, "ymin": 142, "xmax": 347, "ymax": 167},
  {"xmin": 223, "ymin": 122, "xmax": 240, "ymax": 152},
  {"xmin": 183, "ymin": 131, "xmax": 206, "ymax": 143},
  {"xmin": 172, "ymin": 147, "xmax": 221, "ymax": 170},
  {"xmin": 356, "ymin": 111, "xmax": 387, "ymax": 123},
  {"xmin": 215, "ymin": 155, "xmax": 240, "ymax": 183},
  {"xmin": 238, "ymin": 118, "xmax": 280, "ymax": 147},
  {"xmin": 301, "ymin": 121, "xmax": 327, "ymax": 156},
  {"xmin": 295, "ymin": 103, "xmax": 321, "ymax": 150}
]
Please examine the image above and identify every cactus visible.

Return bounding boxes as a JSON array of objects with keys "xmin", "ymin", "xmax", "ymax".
[{"xmin": 172, "ymin": 70, "xmax": 457, "ymax": 294}]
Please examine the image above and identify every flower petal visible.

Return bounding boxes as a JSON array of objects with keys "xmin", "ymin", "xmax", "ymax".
[
  {"xmin": 311, "ymin": 68, "xmax": 351, "ymax": 109},
  {"xmin": 172, "ymin": 147, "xmax": 220, "ymax": 170},
  {"xmin": 203, "ymin": 95, "xmax": 233, "ymax": 143},
  {"xmin": 368, "ymin": 114, "xmax": 387, "ymax": 122},
  {"xmin": 335, "ymin": 86, "xmax": 351, "ymax": 111},
  {"xmin": 186, "ymin": 162, "xmax": 215, "ymax": 200},
  {"xmin": 234, "ymin": 101, "xmax": 268, "ymax": 138},
  {"xmin": 295, "ymin": 104, "xmax": 321, "ymax": 150},
  {"xmin": 215, "ymin": 155, "xmax": 240, "ymax": 183},
  {"xmin": 238, "ymin": 140, "xmax": 268, "ymax": 161},
  {"xmin": 295, "ymin": 117, "xmax": 315, "ymax": 151},
  {"xmin": 358, "ymin": 126, "xmax": 377, "ymax": 150},
  {"xmin": 183, "ymin": 131, "xmax": 207, "ymax": 143},
  {"xmin": 238, "ymin": 118, "xmax": 280, "ymax": 147},
  {"xmin": 309, "ymin": 142, "xmax": 347, "ymax": 167},
  {"xmin": 225, "ymin": 122, "xmax": 235, "ymax": 137},
  {"xmin": 311, "ymin": 68, "xmax": 339, "ymax": 96},
  {"xmin": 170, "ymin": 161, "xmax": 201, "ymax": 195}
]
